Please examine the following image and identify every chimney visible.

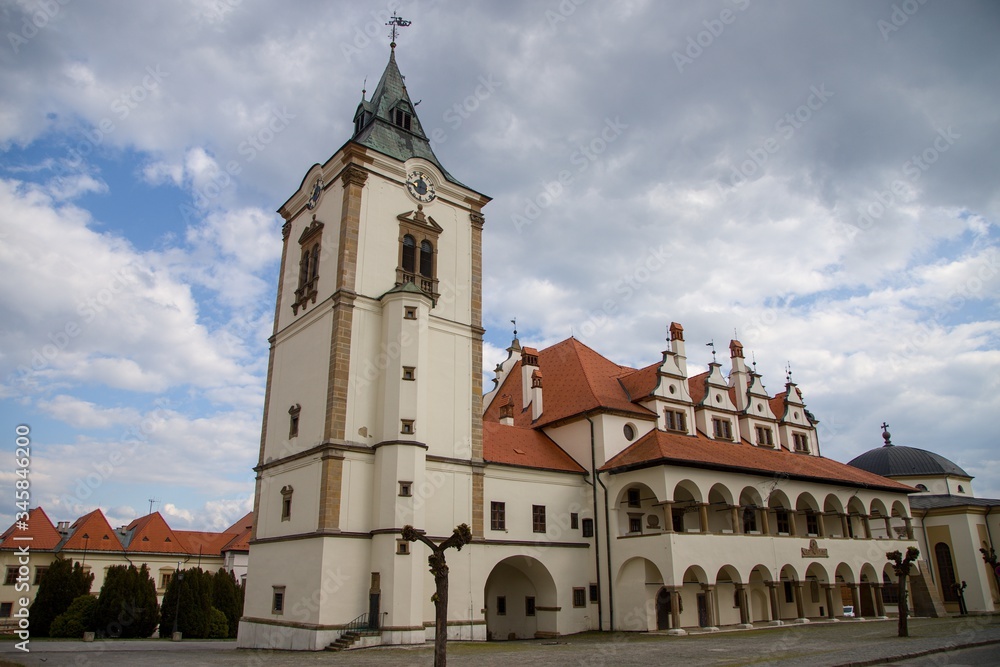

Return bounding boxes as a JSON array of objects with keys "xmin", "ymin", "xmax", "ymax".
[
  {"xmin": 56, "ymin": 521, "xmax": 70, "ymax": 533},
  {"xmin": 729, "ymin": 339, "xmax": 748, "ymax": 411},
  {"xmin": 498, "ymin": 394, "xmax": 514, "ymax": 426},
  {"xmin": 531, "ymin": 369, "xmax": 544, "ymax": 421},
  {"xmin": 521, "ymin": 347, "xmax": 539, "ymax": 409},
  {"xmin": 669, "ymin": 322, "xmax": 687, "ymax": 377}
]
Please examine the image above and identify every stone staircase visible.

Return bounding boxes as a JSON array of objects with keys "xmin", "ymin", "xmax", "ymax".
[{"xmin": 325, "ymin": 611, "xmax": 382, "ymax": 652}]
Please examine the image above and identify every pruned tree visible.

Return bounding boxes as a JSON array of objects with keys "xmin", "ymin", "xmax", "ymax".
[
  {"xmin": 402, "ymin": 523, "xmax": 472, "ymax": 667},
  {"xmin": 886, "ymin": 546, "xmax": 920, "ymax": 637},
  {"xmin": 94, "ymin": 564, "xmax": 159, "ymax": 637},
  {"xmin": 29, "ymin": 558, "xmax": 93, "ymax": 636}
]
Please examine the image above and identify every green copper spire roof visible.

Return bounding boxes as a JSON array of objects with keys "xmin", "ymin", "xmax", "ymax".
[{"xmin": 352, "ymin": 49, "xmax": 464, "ymax": 187}]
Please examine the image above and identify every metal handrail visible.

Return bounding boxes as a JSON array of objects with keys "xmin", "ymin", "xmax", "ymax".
[{"xmin": 343, "ymin": 610, "xmax": 380, "ymax": 634}]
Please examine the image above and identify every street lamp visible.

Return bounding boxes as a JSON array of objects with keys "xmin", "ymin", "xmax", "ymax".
[{"xmin": 171, "ymin": 567, "xmax": 185, "ymax": 640}]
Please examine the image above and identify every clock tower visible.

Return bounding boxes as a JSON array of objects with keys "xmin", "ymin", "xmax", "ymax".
[{"xmin": 238, "ymin": 45, "xmax": 490, "ymax": 650}]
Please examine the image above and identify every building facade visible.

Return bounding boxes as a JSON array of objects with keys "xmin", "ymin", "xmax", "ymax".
[{"xmin": 237, "ymin": 47, "xmax": 936, "ymax": 651}]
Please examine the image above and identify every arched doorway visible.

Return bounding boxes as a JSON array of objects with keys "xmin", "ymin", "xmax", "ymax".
[
  {"xmin": 936, "ymin": 542, "xmax": 959, "ymax": 602},
  {"xmin": 615, "ymin": 557, "xmax": 664, "ymax": 631},
  {"xmin": 484, "ymin": 556, "xmax": 558, "ymax": 640},
  {"xmin": 656, "ymin": 587, "xmax": 672, "ymax": 630}
]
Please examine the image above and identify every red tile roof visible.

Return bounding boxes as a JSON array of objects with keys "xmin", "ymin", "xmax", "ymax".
[
  {"xmin": 483, "ymin": 421, "xmax": 585, "ymax": 473},
  {"xmin": 769, "ymin": 392, "xmax": 788, "ymax": 419},
  {"xmin": 175, "ymin": 530, "xmax": 234, "ymax": 558},
  {"xmin": 687, "ymin": 371, "xmax": 710, "ymax": 405},
  {"xmin": 602, "ymin": 429, "xmax": 914, "ymax": 492},
  {"xmin": 222, "ymin": 527, "xmax": 252, "ymax": 553},
  {"xmin": 61, "ymin": 509, "xmax": 124, "ymax": 552},
  {"xmin": 224, "ymin": 512, "xmax": 253, "ymax": 534},
  {"xmin": 0, "ymin": 507, "xmax": 62, "ymax": 551},
  {"xmin": 122, "ymin": 512, "xmax": 188, "ymax": 554},
  {"xmin": 617, "ymin": 362, "xmax": 659, "ymax": 401},
  {"xmin": 483, "ymin": 338, "xmax": 655, "ymax": 428}
]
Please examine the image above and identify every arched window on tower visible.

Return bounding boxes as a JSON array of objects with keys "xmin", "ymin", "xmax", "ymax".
[
  {"xmin": 292, "ymin": 219, "xmax": 324, "ymax": 315},
  {"xmin": 402, "ymin": 235, "xmax": 416, "ymax": 275},
  {"xmin": 419, "ymin": 240, "xmax": 433, "ymax": 278}
]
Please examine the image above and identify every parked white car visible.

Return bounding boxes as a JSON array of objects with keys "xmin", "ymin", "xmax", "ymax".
[{"xmin": 842, "ymin": 605, "xmax": 855, "ymax": 618}]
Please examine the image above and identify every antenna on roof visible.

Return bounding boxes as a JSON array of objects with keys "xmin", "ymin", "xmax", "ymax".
[
  {"xmin": 148, "ymin": 498, "xmax": 159, "ymax": 515},
  {"xmin": 706, "ymin": 339, "xmax": 716, "ymax": 362},
  {"xmin": 386, "ymin": 13, "xmax": 411, "ymax": 49}
]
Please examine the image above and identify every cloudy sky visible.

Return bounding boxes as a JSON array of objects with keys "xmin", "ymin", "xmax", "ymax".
[{"xmin": 1, "ymin": 0, "xmax": 997, "ymax": 531}]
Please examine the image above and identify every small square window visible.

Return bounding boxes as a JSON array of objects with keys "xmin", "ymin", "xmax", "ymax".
[
  {"xmin": 525, "ymin": 596, "xmax": 536, "ymax": 617},
  {"xmin": 404, "ymin": 306, "xmax": 417, "ymax": 320},
  {"xmin": 396, "ymin": 540, "xmax": 410, "ymax": 555},
  {"xmin": 401, "ymin": 419, "xmax": 415, "ymax": 435},
  {"xmin": 491, "ymin": 501, "xmax": 506, "ymax": 531},
  {"xmin": 402, "ymin": 366, "xmax": 415, "ymax": 381},
  {"xmin": 496, "ymin": 595, "xmax": 506, "ymax": 616},
  {"xmin": 33, "ymin": 567, "xmax": 48, "ymax": 585},
  {"xmin": 3, "ymin": 567, "xmax": 16, "ymax": 586},
  {"xmin": 628, "ymin": 514, "xmax": 643, "ymax": 534},
  {"xmin": 399, "ymin": 481, "xmax": 412, "ymax": 497},
  {"xmin": 0, "ymin": 602, "xmax": 11, "ymax": 617},
  {"xmin": 570, "ymin": 513, "xmax": 579, "ymax": 529},
  {"xmin": 573, "ymin": 588, "xmax": 586, "ymax": 608},
  {"xmin": 589, "ymin": 583, "xmax": 599, "ymax": 603},
  {"xmin": 793, "ymin": 433, "xmax": 809, "ymax": 452},
  {"xmin": 272, "ymin": 586, "xmax": 286, "ymax": 614},
  {"xmin": 582, "ymin": 518, "xmax": 594, "ymax": 538}
]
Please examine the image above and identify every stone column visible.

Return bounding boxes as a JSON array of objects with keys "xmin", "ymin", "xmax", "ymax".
[
  {"xmin": 788, "ymin": 510, "xmax": 798, "ymax": 536},
  {"xmin": 701, "ymin": 584, "xmax": 718, "ymax": 629},
  {"xmin": 903, "ymin": 517, "xmax": 914, "ymax": 540},
  {"xmin": 670, "ymin": 587, "xmax": 683, "ymax": 632},
  {"xmin": 849, "ymin": 583, "xmax": 863, "ymax": 619},
  {"xmin": 731, "ymin": 506, "xmax": 741, "ymax": 534},
  {"xmin": 793, "ymin": 582, "xmax": 807, "ymax": 621},
  {"xmin": 766, "ymin": 581, "xmax": 782, "ymax": 625},
  {"xmin": 699, "ymin": 503, "xmax": 709, "ymax": 534},
  {"xmin": 874, "ymin": 584, "xmax": 887, "ymax": 618},
  {"xmin": 816, "ymin": 512, "xmax": 826, "ymax": 537},
  {"xmin": 883, "ymin": 516, "xmax": 892, "ymax": 538},
  {"xmin": 840, "ymin": 513, "xmax": 850, "ymax": 538},
  {"xmin": 663, "ymin": 501, "xmax": 674, "ymax": 533},
  {"xmin": 824, "ymin": 584, "xmax": 837, "ymax": 620},
  {"xmin": 735, "ymin": 583, "xmax": 750, "ymax": 626},
  {"xmin": 862, "ymin": 514, "xmax": 872, "ymax": 539}
]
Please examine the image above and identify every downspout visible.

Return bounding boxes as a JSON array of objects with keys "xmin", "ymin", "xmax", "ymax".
[
  {"xmin": 588, "ymin": 416, "xmax": 604, "ymax": 631},
  {"xmin": 588, "ymin": 416, "xmax": 614, "ymax": 631}
]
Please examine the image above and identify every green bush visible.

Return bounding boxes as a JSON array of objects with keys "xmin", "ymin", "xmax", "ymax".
[
  {"xmin": 29, "ymin": 559, "xmax": 94, "ymax": 636},
  {"xmin": 49, "ymin": 595, "xmax": 97, "ymax": 638},
  {"xmin": 160, "ymin": 568, "xmax": 213, "ymax": 638},
  {"xmin": 94, "ymin": 564, "xmax": 160, "ymax": 638},
  {"xmin": 208, "ymin": 607, "xmax": 229, "ymax": 638},
  {"xmin": 211, "ymin": 568, "xmax": 241, "ymax": 638}
]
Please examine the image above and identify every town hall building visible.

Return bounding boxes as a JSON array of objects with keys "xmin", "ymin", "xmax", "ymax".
[{"xmin": 237, "ymin": 44, "xmax": 955, "ymax": 651}]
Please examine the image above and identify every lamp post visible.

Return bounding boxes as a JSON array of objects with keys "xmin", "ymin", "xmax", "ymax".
[{"xmin": 171, "ymin": 566, "xmax": 184, "ymax": 640}]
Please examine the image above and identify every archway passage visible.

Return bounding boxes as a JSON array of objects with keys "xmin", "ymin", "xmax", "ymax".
[
  {"xmin": 656, "ymin": 587, "xmax": 672, "ymax": 630},
  {"xmin": 484, "ymin": 556, "xmax": 557, "ymax": 641}
]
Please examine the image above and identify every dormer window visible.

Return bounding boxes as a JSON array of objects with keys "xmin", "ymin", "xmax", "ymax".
[
  {"xmin": 712, "ymin": 417, "xmax": 733, "ymax": 440},
  {"xmin": 792, "ymin": 432, "xmax": 809, "ymax": 453},
  {"xmin": 755, "ymin": 426, "xmax": 774, "ymax": 447},
  {"xmin": 665, "ymin": 409, "xmax": 687, "ymax": 433},
  {"xmin": 392, "ymin": 107, "xmax": 412, "ymax": 130},
  {"xmin": 354, "ymin": 112, "xmax": 367, "ymax": 135}
]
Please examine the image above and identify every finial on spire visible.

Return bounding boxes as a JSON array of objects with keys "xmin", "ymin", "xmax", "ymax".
[
  {"xmin": 785, "ymin": 362, "xmax": 793, "ymax": 383},
  {"xmin": 706, "ymin": 339, "xmax": 716, "ymax": 362},
  {"xmin": 751, "ymin": 351, "xmax": 758, "ymax": 372},
  {"xmin": 881, "ymin": 422, "xmax": 893, "ymax": 447},
  {"xmin": 510, "ymin": 318, "xmax": 517, "ymax": 338},
  {"xmin": 361, "ymin": 76, "xmax": 367, "ymax": 101},
  {"xmin": 386, "ymin": 13, "xmax": 411, "ymax": 49}
]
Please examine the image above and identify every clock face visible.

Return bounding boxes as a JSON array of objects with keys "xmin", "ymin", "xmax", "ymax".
[{"xmin": 406, "ymin": 170, "xmax": 436, "ymax": 203}]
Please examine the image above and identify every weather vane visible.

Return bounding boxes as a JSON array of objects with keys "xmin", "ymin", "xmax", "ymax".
[
  {"xmin": 706, "ymin": 339, "xmax": 716, "ymax": 362},
  {"xmin": 511, "ymin": 318, "xmax": 517, "ymax": 338},
  {"xmin": 386, "ymin": 14, "xmax": 411, "ymax": 48}
]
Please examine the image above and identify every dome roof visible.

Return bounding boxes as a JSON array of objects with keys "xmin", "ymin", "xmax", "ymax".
[{"xmin": 848, "ymin": 445, "xmax": 970, "ymax": 478}]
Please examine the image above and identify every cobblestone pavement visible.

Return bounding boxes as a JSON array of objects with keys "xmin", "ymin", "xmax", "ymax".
[{"xmin": 2, "ymin": 616, "xmax": 998, "ymax": 667}]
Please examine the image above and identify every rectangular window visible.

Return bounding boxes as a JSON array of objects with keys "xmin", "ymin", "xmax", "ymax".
[
  {"xmin": 402, "ymin": 366, "xmax": 415, "ymax": 381},
  {"xmin": 664, "ymin": 409, "xmax": 687, "ymax": 433},
  {"xmin": 712, "ymin": 418, "xmax": 733, "ymax": 440},
  {"xmin": 496, "ymin": 596, "xmax": 506, "ymax": 616},
  {"xmin": 401, "ymin": 419, "xmax": 415, "ymax": 435},
  {"xmin": 399, "ymin": 481, "xmax": 412, "ymax": 497},
  {"xmin": 161, "ymin": 572, "xmax": 173, "ymax": 589},
  {"xmin": 404, "ymin": 306, "xmax": 417, "ymax": 320},
  {"xmin": 570, "ymin": 513, "xmax": 579, "ymax": 529},
  {"xmin": 589, "ymin": 583, "xmax": 599, "ymax": 603},
  {"xmin": 582, "ymin": 518, "xmax": 594, "ymax": 538},
  {"xmin": 33, "ymin": 567, "xmax": 48, "ymax": 585},
  {"xmin": 793, "ymin": 433, "xmax": 809, "ymax": 452},
  {"xmin": 628, "ymin": 515, "xmax": 642, "ymax": 534},
  {"xmin": 627, "ymin": 488, "xmax": 641, "ymax": 507},
  {"xmin": 532, "ymin": 505, "xmax": 546, "ymax": 534},
  {"xmin": 783, "ymin": 581, "xmax": 794, "ymax": 604},
  {"xmin": 525, "ymin": 596, "xmax": 536, "ymax": 617},
  {"xmin": 272, "ymin": 586, "xmax": 286, "ymax": 614},
  {"xmin": 288, "ymin": 404, "xmax": 301, "ymax": 439},
  {"xmin": 396, "ymin": 540, "xmax": 410, "ymax": 555},
  {"xmin": 4, "ymin": 567, "xmax": 17, "ymax": 585},
  {"xmin": 573, "ymin": 588, "xmax": 586, "ymax": 608},
  {"xmin": 755, "ymin": 426, "xmax": 773, "ymax": 446},
  {"xmin": 491, "ymin": 501, "xmax": 506, "ymax": 531},
  {"xmin": 776, "ymin": 509, "xmax": 790, "ymax": 534},
  {"xmin": 806, "ymin": 513, "xmax": 818, "ymax": 535},
  {"xmin": 0, "ymin": 602, "xmax": 11, "ymax": 617}
]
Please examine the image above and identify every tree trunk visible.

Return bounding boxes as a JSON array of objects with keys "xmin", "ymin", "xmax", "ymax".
[
  {"xmin": 434, "ymin": 553, "xmax": 449, "ymax": 667},
  {"xmin": 897, "ymin": 574, "xmax": 908, "ymax": 638}
]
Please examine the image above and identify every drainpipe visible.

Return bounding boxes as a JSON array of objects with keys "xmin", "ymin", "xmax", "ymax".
[
  {"xmin": 588, "ymin": 416, "xmax": 604, "ymax": 631},
  {"xmin": 588, "ymin": 416, "xmax": 614, "ymax": 631}
]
